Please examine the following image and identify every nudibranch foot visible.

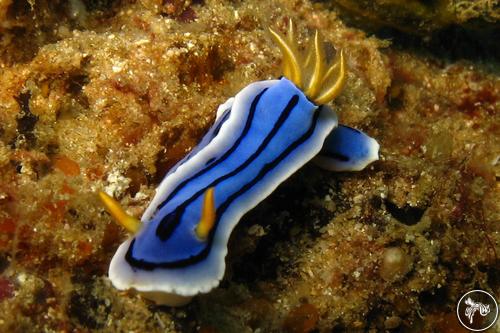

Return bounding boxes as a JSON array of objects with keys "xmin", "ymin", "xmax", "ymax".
[
  {"xmin": 315, "ymin": 125, "xmax": 380, "ymax": 172},
  {"xmin": 109, "ymin": 238, "xmax": 224, "ymax": 306}
]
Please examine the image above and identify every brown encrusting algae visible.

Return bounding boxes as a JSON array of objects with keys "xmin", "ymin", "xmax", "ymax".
[{"xmin": 0, "ymin": 0, "xmax": 498, "ymax": 332}]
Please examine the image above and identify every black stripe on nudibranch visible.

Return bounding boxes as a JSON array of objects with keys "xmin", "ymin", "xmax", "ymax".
[
  {"xmin": 153, "ymin": 88, "xmax": 268, "ymax": 240},
  {"xmin": 205, "ymin": 157, "xmax": 216, "ymax": 166},
  {"xmin": 125, "ymin": 106, "xmax": 323, "ymax": 270},
  {"xmin": 321, "ymin": 152, "xmax": 350, "ymax": 162},
  {"xmin": 155, "ymin": 92, "xmax": 299, "ymax": 241},
  {"xmin": 157, "ymin": 89, "xmax": 268, "ymax": 211},
  {"xmin": 211, "ymin": 109, "xmax": 231, "ymax": 138},
  {"xmin": 343, "ymin": 125, "xmax": 361, "ymax": 134},
  {"xmin": 170, "ymin": 108, "xmax": 232, "ymax": 173}
]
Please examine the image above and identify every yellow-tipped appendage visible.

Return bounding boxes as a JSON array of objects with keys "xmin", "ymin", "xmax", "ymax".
[
  {"xmin": 269, "ymin": 21, "xmax": 346, "ymax": 105},
  {"xmin": 269, "ymin": 27, "xmax": 302, "ymax": 89},
  {"xmin": 99, "ymin": 191, "xmax": 141, "ymax": 234},
  {"xmin": 315, "ymin": 50, "xmax": 345, "ymax": 105},
  {"xmin": 304, "ymin": 30, "xmax": 325, "ymax": 99},
  {"xmin": 195, "ymin": 187, "xmax": 216, "ymax": 240},
  {"xmin": 280, "ymin": 20, "xmax": 294, "ymax": 84}
]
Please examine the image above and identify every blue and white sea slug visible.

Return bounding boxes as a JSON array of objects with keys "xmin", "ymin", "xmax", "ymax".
[{"xmin": 99, "ymin": 22, "xmax": 379, "ymax": 306}]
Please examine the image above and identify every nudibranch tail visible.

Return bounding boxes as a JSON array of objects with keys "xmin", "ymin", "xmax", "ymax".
[
  {"xmin": 98, "ymin": 191, "xmax": 141, "ymax": 234},
  {"xmin": 195, "ymin": 187, "xmax": 216, "ymax": 240},
  {"xmin": 269, "ymin": 21, "xmax": 346, "ymax": 105}
]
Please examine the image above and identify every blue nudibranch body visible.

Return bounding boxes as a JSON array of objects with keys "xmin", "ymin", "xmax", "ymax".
[{"xmin": 100, "ymin": 22, "xmax": 379, "ymax": 306}]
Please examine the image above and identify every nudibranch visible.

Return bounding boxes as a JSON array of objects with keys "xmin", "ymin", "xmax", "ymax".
[{"xmin": 100, "ymin": 21, "xmax": 379, "ymax": 306}]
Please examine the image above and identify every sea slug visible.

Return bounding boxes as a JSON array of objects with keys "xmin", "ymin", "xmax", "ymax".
[{"xmin": 100, "ymin": 21, "xmax": 379, "ymax": 306}]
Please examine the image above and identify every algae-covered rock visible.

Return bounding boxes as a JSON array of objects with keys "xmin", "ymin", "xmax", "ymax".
[
  {"xmin": 328, "ymin": 0, "xmax": 500, "ymax": 61},
  {"xmin": 0, "ymin": 0, "xmax": 498, "ymax": 332},
  {"xmin": 330, "ymin": 0, "xmax": 499, "ymax": 33}
]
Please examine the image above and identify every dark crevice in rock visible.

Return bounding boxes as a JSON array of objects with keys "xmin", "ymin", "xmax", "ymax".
[
  {"xmin": 67, "ymin": 289, "xmax": 110, "ymax": 329},
  {"xmin": 385, "ymin": 200, "xmax": 425, "ymax": 226},
  {"xmin": 325, "ymin": 1, "xmax": 499, "ymax": 63},
  {"xmin": 377, "ymin": 24, "xmax": 500, "ymax": 64},
  {"xmin": 14, "ymin": 91, "xmax": 38, "ymax": 148}
]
